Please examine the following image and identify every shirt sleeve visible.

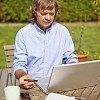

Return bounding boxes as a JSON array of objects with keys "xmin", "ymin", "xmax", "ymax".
[
  {"xmin": 63, "ymin": 29, "xmax": 78, "ymax": 64},
  {"xmin": 13, "ymin": 30, "xmax": 28, "ymax": 74}
]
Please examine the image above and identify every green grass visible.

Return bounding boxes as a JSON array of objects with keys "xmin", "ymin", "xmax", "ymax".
[
  {"xmin": 0, "ymin": 22, "xmax": 100, "ymax": 69},
  {"xmin": 0, "ymin": 23, "xmax": 26, "ymax": 69}
]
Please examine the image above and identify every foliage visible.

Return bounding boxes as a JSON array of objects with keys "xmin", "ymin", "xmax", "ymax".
[
  {"xmin": 1, "ymin": 0, "xmax": 33, "ymax": 22},
  {"xmin": 94, "ymin": 44, "xmax": 100, "ymax": 60},
  {"xmin": 57, "ymin": 0, "xmax": 96, "ymax": 22},
  {"xmin": 93, "ymin": 0, "xmax": 100, "ymax": 60},
  {"xmin": 0, "ymin": 0, "xmax": 98, "ymax": 22},
  {"xmin": 73, "ymin": 24, "xmax": 89, "ymax": 55},
  {"xmin": 0, "ymin": 2, "xmax": 4, "ymax": 21},
  {"xmin": 77, "ymin": 25, "xmax": 85, "ymax": 51},
  {"xmin": 75, "ymin": 49, "xmax": 89, "ymax": 56},
  {"xmin": 93, "ymin": 0, "xmax": 100, "ymax": 16}
]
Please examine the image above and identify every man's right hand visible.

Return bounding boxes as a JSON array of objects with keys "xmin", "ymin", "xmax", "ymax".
[
  {"xmin": 15, "ymin": 69, "xmax": 34, "ymax": 89},
  {"xmin": 19, "ymin": 74, "xmax": 34, "ymax": 89}
]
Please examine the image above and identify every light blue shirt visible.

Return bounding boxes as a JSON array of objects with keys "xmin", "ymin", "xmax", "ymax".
[{"xmin": 13, "ymin": 22, "xmax": 78, "ymax": 79}]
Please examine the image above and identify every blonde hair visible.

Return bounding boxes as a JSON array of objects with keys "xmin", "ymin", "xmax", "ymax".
[{"xmin": 30, "ymin": 0, "xmax": 60, "ymax": 22}]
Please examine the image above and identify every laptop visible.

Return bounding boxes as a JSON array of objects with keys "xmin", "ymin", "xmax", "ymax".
[{"xmin": 36, "ymin": 60, "xmax": 100, "ymax": 94}]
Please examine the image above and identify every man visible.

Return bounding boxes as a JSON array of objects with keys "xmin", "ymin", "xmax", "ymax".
[{"xmin": 13, "ymin": 0, "xmax": 78, "ymax": 89}]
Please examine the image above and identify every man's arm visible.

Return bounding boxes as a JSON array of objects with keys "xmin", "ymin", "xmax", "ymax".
[
  {"xmin": 15, "ymin": 69, "xmax": 34, "ymax": 89},
  {"xmin": 15, "ymin": 69, "xmax": 27, "ymax": 80},
  {"xmin": 63, "ymin": 29, "xmax": 78, "ymax": 64}
]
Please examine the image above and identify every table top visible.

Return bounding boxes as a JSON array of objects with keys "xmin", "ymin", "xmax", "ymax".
[{"xmin": 0, "ymin": 69, "xmax": 100, "ymax": 100}]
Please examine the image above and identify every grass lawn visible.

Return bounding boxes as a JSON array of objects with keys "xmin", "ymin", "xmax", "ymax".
[{"xmin": 0, "ymin": 22, "xmax": 100, "ymax": 69}]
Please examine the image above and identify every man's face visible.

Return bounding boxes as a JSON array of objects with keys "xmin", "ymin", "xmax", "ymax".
[{"xmin": 35, "ymin": 8, "xmax": 55, "ymax": 31}]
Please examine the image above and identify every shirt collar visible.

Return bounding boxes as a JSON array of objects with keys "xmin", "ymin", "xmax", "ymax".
[{"xmin": 33, "ymin": 22, "xmax": 52, "ymax": 33}]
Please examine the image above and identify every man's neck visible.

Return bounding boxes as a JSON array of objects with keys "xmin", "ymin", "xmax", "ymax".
[{"xmin": 35, "ymin": 22, "xmax": 52, "ymax": 32}]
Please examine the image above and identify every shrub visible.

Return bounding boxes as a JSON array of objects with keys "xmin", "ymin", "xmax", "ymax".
[
  {"xmin": 0, "ymin": 0, "xmax": 99, "ymax": 22},
  {"xmin": 94, "ymin": 44, "xmax": 100, "ymax": 60}
]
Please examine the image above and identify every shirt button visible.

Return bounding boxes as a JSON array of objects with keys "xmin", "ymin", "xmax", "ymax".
[{"xmin": 45, "ymin": 57, "xmax": 48, "ymax": 61}]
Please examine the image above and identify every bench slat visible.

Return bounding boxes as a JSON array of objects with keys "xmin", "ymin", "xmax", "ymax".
[
  {"xmin": 4, "ymin": 45, "xmax": 14, "ymax": 50},
  {"xmin": 4, "ymin": 50, "xmax": 14, "ymax": 56},
  {"xmin": 6, "ymin": 56, "xmax": 14, "ymax": 62}
]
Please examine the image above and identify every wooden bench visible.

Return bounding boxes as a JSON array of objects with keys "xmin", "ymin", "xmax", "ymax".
[
  {"xmin": 3, "ymin": 45, "xmax": 16, "ymax": 86},
  {"xmin": 0, "ymin": 45, "xmax": 19, "ymax": 99}
]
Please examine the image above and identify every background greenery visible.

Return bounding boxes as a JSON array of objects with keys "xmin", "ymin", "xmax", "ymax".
[
  {"xmin": 0, "ymin": 0, "xmax": 98, "ymax": 22},
  {"xmin": 0, "ymin": 22, "xmax": 100, "ymax": 69}
]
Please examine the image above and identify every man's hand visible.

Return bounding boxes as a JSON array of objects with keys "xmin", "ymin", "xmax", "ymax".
[
  {"xmin": 19, "ymin": 74, "xmax": 34, "ymax": 89},
  {"xmin": 15, "ymin": 69, "xmax": 34, "ymax": 89}
]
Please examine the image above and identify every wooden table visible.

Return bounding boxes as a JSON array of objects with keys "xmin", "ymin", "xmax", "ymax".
[{"xmin": 0, "ymin": 69, "xmax": 100, "ymax": 100}]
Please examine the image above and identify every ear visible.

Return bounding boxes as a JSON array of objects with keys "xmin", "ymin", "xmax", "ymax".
[{"xmin": 33, "ymin": 7, "xmax": 37, "ymax": 16}]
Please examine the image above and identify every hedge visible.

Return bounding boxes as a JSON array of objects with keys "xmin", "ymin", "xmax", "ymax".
[{"xmin": 0, "ymin": 0, "xmax": 98, "ymax": 22}]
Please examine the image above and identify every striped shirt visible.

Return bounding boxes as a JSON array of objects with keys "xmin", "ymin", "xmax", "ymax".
[{"xmin": 13, "ymin": 22, "xmax": 78, "ymax": 79}]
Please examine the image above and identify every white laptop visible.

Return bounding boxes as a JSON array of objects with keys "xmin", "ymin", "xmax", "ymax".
[{"xmin": 36, "ymin": 60, "xmax": 100, "ymax": 94}]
